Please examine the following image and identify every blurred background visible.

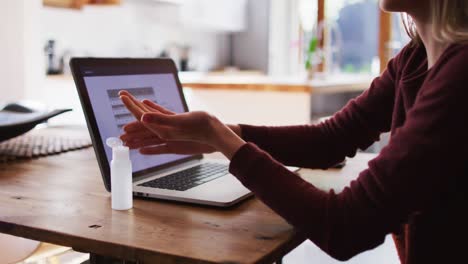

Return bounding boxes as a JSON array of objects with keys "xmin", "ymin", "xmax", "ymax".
[
  {"xmin": 1, "ymin": 0, "xmax": 409, "ymax": 105},
  {"xmin": 0, "ymin": 0, "xmax": 408, "ymax": 263}
]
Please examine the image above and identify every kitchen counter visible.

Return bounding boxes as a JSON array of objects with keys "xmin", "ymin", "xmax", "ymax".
[
  {"xmin": 48, "ymin": 72, "xmax": 375, "ymax": 94},
  {"xmin": 43, "ymin": 72, "xmax": 375, "ymax": 124},
  {"xmin": 179, "ymin": 72, "xmax": 375, "ymax": 93},
  {"xmin": 41, "ymin": 75, "xmax": 311, "ymax": 126}
]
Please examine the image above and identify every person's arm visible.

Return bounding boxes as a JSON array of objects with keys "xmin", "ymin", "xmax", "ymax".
[
  {"xmin": 227, "ymin": 124, "xmax": 242, "ymax": 138},
  {"xmin": 226, "ymin": 50, "xmax": 468, "ymax": 260},
  {"xmin": 230, "ymin": 52, "xmax": 404, "ymax": 169}
]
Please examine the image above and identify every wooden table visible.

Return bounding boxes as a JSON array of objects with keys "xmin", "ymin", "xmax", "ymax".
[
  {"xmin": 0, "ymin": 126, "xmax": 305, "ymax": 264},
  {"xmin": 0, "ymin": 126, "xmax": 376, "ymax": 263}
]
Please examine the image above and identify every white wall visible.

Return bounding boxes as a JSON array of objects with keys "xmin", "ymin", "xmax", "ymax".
[
  {"xmin": 232, "ymin": 0, "xmax": 270, "ymax": 73},
  {"xmin": 41, "ymin": 0, "xmax": 229, "ymax": 72},
  {"xmin": 0, "ymin": 0, "xmax": 44, "ymax": 103},
  {"xmin": 231, "ymin": 0, "xmax": 301, "ymax": 75},
  {"xmin": 269, "ymin": 0, "xmax": 302, "ymax": 76}
]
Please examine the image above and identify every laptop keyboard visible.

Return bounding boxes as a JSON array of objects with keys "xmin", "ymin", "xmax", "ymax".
[{"xmin": 138, "ymin": 163, "xmax": 229, "ymax": 191}]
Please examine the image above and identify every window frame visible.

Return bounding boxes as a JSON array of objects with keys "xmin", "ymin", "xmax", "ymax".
[{"xmin": 315, "ymin": 0, "xmax": 393, "ymax": 73}]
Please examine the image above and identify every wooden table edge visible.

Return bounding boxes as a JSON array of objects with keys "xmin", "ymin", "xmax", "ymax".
[
  {"xmin": 0, "ymin": 221, "xmax": 214, "ymax": 263},
  {"xmin": 0, "ymin": 210, "xmax": 306, "ymax": 264}
]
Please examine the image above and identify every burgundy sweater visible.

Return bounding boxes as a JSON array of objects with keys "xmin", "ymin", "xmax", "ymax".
[{"xmin": 229, "ymin": 43, "xmax": 468, "ymax": 263}]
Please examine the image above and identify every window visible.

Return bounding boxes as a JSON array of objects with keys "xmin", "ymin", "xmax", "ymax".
[
  {"xmin": 390, "ymin": 13, "xmax": 411, "ymax": 56},
  {"xmin": 275, "ymin": 0, "xmax": 398, "ymax": 76},
  {"xmin": 327, "ymin": 0, "xmax": 380, "ymax": 74}
]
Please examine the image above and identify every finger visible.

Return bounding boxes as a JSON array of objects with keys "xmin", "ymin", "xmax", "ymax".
[
  {"xmin": 119, "ymin": 90, "xmax": 140, "ymax": 103},
  {"xmin": 140, "ymin": 145, "xmax": 170, "ymax": 155},
  {"xmin": 120, "ymin": 95, "xmax": 146, "ymax": 120},
  {"xmin": 140, "ymin": 112, "xmax": 200, "ymax": 141},
  {"xmin": 141, "ymin": 112, "xmax": 184, "ymax": 127},
  {"xmin": 118, "ymin": 90, "xmax": 129, "ymax": 96},
  {"xmin": 120, "ymin": 130, "xmax": 156, "ymax": 142},
  {"xmin": 122, "ymin": 121, "xmax": 146, "ymax": 133},
  {"xmin": 139, "ymin": 142, "xmax": 203, "ymax": 155},
  {"xmin": 125, "ymin": 138, "xmax": 166, "ymax": 149},
  {"xmin": 123, "ymin": 121, "xmax": 158, "ymax": 134},
  {"xmin": 119, "ymin": 91, "xmax": 153, "ymax": 112},
  {"xmin": 142, "ymin": 100, "xmax": 175, "ymax": 115}
]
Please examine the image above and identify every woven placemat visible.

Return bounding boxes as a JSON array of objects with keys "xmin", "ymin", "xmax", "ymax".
[{"xmin": 0, "ymin": 134, "xmax": 92, "ymax": 162}]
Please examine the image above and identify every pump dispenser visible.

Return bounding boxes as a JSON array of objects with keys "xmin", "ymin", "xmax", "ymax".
[{"xmin": 106, "ymin": 137, "xmax": 133, "ymax": 210}]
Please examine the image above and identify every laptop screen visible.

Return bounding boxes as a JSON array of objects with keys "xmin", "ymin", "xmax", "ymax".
[{"xmin": 81, "ymin": 66, "xmax": 191, "ymax": 174}]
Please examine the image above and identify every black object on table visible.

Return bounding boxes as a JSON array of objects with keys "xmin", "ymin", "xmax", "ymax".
[{"xmin": 0, "ymin": 103, "xmax": 71, "ymax": 142}]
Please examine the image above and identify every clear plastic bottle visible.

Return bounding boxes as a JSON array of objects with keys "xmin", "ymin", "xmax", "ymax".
[{"xmin": 106, "ymin": 137, "xmax": 133, "ymax": 210}]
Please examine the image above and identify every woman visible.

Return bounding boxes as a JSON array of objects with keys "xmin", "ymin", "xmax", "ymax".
[{"xmin": 119, "ymin": 0, "xmax": 468, "ymax": 263}]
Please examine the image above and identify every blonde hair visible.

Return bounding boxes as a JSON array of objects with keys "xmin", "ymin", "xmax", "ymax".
[{"xmin": 403, "ymin": 0, "xmax": 468, "ymax": 44}]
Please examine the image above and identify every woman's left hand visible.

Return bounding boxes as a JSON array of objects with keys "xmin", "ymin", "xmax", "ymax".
[{"xmin": 119, "ymin": 91, "xmax": 246, "ymax": 159}]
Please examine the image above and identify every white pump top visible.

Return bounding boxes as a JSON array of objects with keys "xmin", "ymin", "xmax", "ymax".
[{"xmin": 106, "ymin": 137, "xmax": 129, "ymax": 161}]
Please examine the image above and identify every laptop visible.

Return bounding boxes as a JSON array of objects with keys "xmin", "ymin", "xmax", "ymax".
[{"xmin": 70, "ymin": 58, "xmax": 256, "ymax": 207}]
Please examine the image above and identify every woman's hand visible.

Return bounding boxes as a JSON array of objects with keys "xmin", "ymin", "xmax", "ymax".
[
  {"xmin": 119, "ymin": 90, "xmax": 215, "ymax": 155},
  {"xmin": 120, "ymin": 120, "xmax": 216, "ymax": 155},
  {"xmin": 119, "ymin": 90, "xmax": 246, "ymax": 159}
]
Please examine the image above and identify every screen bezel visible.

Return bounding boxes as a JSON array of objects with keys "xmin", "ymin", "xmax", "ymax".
[{"xmin": 70, "ymin": 58, "xmax": 201, "ymax": 192}]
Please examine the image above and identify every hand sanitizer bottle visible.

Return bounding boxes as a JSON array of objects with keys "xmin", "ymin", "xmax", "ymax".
[{"xmin": 106, "ymin": 137, "xmax": 133, "ymax": 210}]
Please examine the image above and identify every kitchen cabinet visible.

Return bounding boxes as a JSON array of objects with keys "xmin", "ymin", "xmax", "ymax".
[
  {"xmin": 43, "ymin": 0, "xmax": 85, "ymax": 9},
  {"xmin": 180, "ymin": 0, "xmax": 247, "ymax": 32},
  {"xmin": 87, "ymin": 0, "xmax": 121, "ymax": 5},
  {"xmin": 43, "ymin": 0, "xmax": 121, "ymax": 9}
]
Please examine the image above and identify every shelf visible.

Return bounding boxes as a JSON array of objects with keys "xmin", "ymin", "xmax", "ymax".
[
  {"xmin": 150, "ymin": 0, "xmax": 185, "ymax": 5},
  {"xmin": 43, "ymin": 0, "xmax": 121, "ymax": 9}
]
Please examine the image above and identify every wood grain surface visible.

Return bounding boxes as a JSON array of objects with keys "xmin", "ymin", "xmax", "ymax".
[{"xmin": 0, "ymin": 126, "xmax": 305, "ymax": 264}]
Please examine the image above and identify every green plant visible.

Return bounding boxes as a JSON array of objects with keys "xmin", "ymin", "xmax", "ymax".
[{"xmin": 305, "ymin": 36, "xmax": 318, "ymax": 69}]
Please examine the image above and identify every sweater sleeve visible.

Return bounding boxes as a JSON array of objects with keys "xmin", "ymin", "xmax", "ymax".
[
  {"xmin": 239, "ymin": 53, "xmax": 401, "ymax": 169},
  {"xmin": 229, "ymin": 47, "xmax": 468, "ymax": 260}
]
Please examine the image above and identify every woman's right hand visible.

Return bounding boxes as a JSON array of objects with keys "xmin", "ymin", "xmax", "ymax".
[
  {"xmin": 119, "ymin": 90, "xmax": 234, "ymax": 156},
  {"xmin": 120, "ymin": 120, "xmax": 217, "ymax": 155}
]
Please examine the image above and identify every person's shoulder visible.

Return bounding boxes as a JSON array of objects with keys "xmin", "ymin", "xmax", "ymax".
[
  {"xmin": 387, "ymin": 42, "xmax": 426, "ymax": 78},
  {"xmin": 424, "ymin": 42, "xmax": 468, "ymax": 100},
  {"xmin": 445, "ymin": 42, "xmax": 468, "ymax": 55},
  {"xmin": 429, "ymin": 42, "xmax": 468, "ymax": 82},
  {"xmin": 435, "ymin": 42, "xmax": 468, "ymax": 69},
  {"xmin": 393, "ymin": 42, "xmax": 424, "ymax": 62}
]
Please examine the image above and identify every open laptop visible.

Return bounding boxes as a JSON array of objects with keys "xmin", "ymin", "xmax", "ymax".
[{"xmin": 70, "ymin": 58, "xmax": 255, "ymax": 207}]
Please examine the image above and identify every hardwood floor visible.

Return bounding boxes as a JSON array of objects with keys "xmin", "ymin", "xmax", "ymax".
[{"xmin": 15, "ymin": 243, "xmax": 89, "ymax": 264}]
